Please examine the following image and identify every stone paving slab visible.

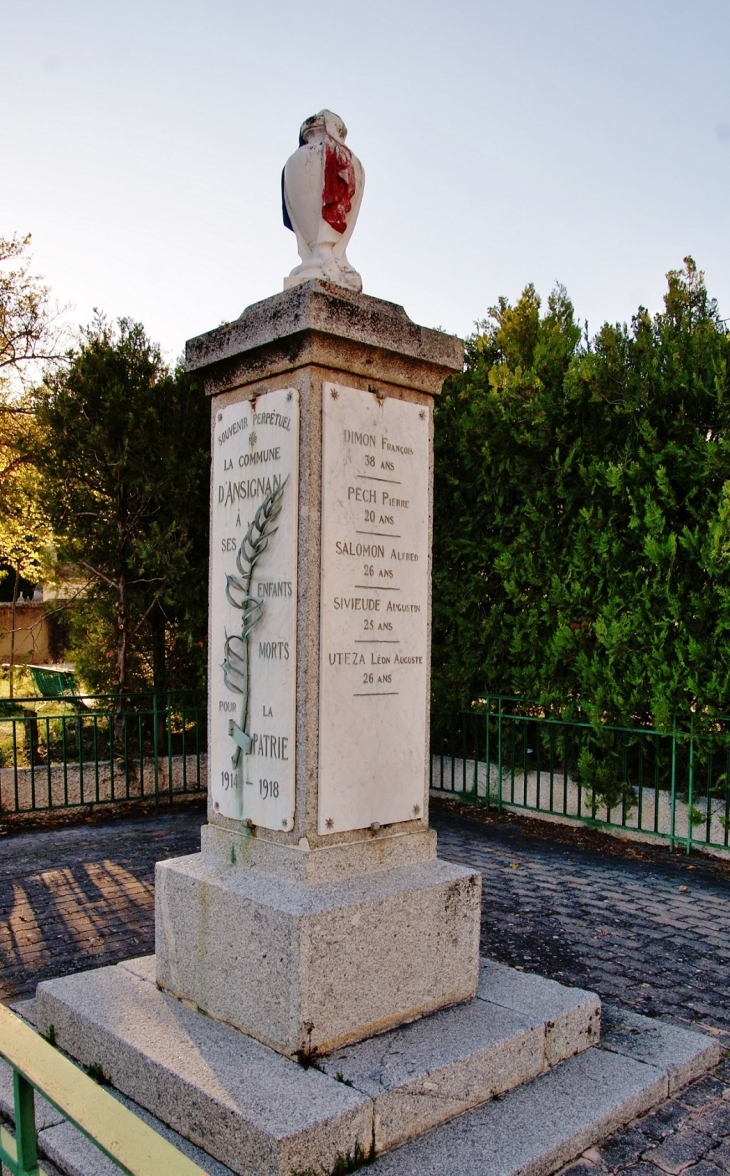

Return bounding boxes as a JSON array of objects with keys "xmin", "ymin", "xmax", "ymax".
[
  {"xmin": 560, "ymin": 1055, "xmax": 730, "ymax": 1176},
  {"xmin": 320, "ymin": 951, "xmax": 602, "ymax": 1153},
  {"xmin": 600, "ymin": 1006, "xmax": 721, "ymax": 1094},
  {"xmin": 5, "ymin": 1032, "xmax": 719, "ymax": 1176},
  {"xmin": 320, "ymin": 997, "xmax": 545, "ymax": 1152},
  {"xmin": 478, "ymin": 959, "xmax": 601, "ymax": 1066},
  {"xmin": 27, "ymin": 960, "xmax": 721, "ymax": 1176},
  {"xmin": 432, "ymin": 805, "xmax": 730, "ymax": 1033},
  {"xmin": 369, "ymin": 1048, "xmax": 669, "ymax": 1176},
  {"xmin": 1, "ymin": 806, "xmax": 728, "ymax": 1034},
  {"xmin": 2, "ymin": 1012, "xmax": 718, "ymax": 1176},
  {"xmin": 0, "ymin": 812, "xmax": 204, "ymax": 1001}
]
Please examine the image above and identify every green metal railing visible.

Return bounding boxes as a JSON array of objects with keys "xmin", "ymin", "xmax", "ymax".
[
  {"xmin": 431, "ymin": 696, "xmax": 730, "ymax": 854},
  {"xmin": 0, "ymin": 1002, "xmax": 206, "ymax": 1175},
  {"xmin": 0, "ymin": 691, "xmax": 207, "ymax": 816}
]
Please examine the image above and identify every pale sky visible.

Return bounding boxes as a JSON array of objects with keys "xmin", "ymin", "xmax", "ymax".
[{"xmin": 5, "ymin": 0, "xmax": 730, "ymax": 364}]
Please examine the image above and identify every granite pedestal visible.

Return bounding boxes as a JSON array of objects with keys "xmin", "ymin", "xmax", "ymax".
[
  {"xmin": 152, "ymin": 281, "xmax": 482, "ymax": 1059},
  {"xmin": 156, "ymin": 830, "xmax": 481, "ymax": 1058}
]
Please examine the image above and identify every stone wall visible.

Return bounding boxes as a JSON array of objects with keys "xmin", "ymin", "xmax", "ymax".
[{"xmin": 0, "ymin": 602, "xmax": 52, "ymax": 665}]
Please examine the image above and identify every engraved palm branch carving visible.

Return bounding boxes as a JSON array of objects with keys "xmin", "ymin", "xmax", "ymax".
[{"xmin": 223, "ymin": 477, "xmax": 288, "ymax": 767}]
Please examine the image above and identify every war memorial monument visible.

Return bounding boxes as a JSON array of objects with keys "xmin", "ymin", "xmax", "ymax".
[{"xmin": 35, "ymin": 111, "xmax": 720, "ymax": 1176}]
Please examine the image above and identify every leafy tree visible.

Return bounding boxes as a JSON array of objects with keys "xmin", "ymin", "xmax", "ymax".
[
  {"xmin": 0, "ymin": 233, "xmax": 69, "ymax": 503},
  {"xmin": 0, "ymin": 233, "xmax": 68, "ymax": 398},
  {"xmin": 0, "ymin": 470, "xmax": 53, "ymax": 696},
  {"xmin": 0, "ymin": 234, "xmax": 68, "ymax": 692},
  {"xmin": 33, "ymin": 316, "xmax": 210, "ymax": 697},
  {"xmin": 432, "ymin": 260, "xmax": 730, "ymax": 728}
]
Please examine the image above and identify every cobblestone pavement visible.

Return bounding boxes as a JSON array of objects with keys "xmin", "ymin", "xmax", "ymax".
[
  {"xmin": 1, "ymin": 800, "xmax": 729, "ymax": 1175},
  {"xmin": 432, "ymin": 802, "xmax": 730, "ymax": 1034},
  {"xmin": 0, "ymin": 810, "xmax": 205, "ymax": 1001}
]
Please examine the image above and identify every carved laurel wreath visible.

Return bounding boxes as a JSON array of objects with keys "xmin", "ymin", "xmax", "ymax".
[{"xmin": 223, "ymin": 476, "xmax": 288, "ymax": 767}]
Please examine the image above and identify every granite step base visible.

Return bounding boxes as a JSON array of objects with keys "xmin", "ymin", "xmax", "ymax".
[
  {"xmin": 32, "ymin": 955, "xmax": 596, "ymax": 1174},
  {"xmin": 24, "ymin": 959, "xmax": 719, "ymax": 1176},
  {"xmin": 369, "ymin": 1045, "xmax": 669, "ymax": 1176},
  {"xmin": 1, "ymin": 1004, "xmax": 720, "ymax": 1176}
]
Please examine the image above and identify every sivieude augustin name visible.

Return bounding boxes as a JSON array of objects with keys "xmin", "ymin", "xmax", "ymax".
[{"xmin": 332, "ymin": 597, "xmax": 421, "ymax": 611}]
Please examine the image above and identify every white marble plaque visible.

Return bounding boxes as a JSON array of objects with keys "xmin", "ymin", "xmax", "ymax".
[
  {"xmin": 318, "ymin": 383, "xmax": 430, "ymax": 834},
  {"xmin": 210, "ymin": 388, "xmax": 299, "ymax": 829}
]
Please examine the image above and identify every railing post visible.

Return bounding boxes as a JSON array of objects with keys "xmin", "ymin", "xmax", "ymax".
[
  {"xmin": 669, "ymin": 720, "xmax": 677, "ymax": 852},
  {"xmin": 13, "ymin": 1069, "xmax": 39, "ymax": 1175},
  {"xmin": 153, "ymin": 693, "xmax": 160, "ymax": 805},
  {"xmin": 167, "ymin": 692, "xmax": 173, "ymax": 801},
  {"xmin": 497, "ymin": 697, "xmax": 503, "ymax": 813},
  {"xmin": 12, "ymin": 715, "xmax": 20, "ymax": 812},
  {"xmin": 686, "ymin": 721, "xmax": 695, "ymax": 855},
  {"xmin": 485, "ymin": 702, "xmax": 491, "ymax": 808},
  {"xmin": 197, "ymin": 696, "xmax": 203, "ymax": 790},
  {"xmin": 77, "ymin": 714, "xmax": 84, "ymax": 805}
]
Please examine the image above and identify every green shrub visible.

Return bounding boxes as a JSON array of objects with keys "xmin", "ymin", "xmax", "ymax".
[{"xmin": 433, "ymin": 260, "xmax": 730, "ymax": 728}]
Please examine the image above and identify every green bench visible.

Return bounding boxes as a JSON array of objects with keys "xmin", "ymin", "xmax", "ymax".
[{"xmin": 27, "ymin": 665, "xmax": 89, "ymax": 710}]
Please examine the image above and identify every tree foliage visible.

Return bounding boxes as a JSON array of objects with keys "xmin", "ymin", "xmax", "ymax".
[
  {"xmin": 433, "ymin": 259, "xmax": 730, "ymax": 727},
  {"xmin": 0, "ymin": 234, "xmax": 68, "ymax": 397},
  {"xmin": 0, "ymin": 234, "xmax": 67, "ymax": 583},
  {"xmin": 32, "ymin": 317, "xmax": 210, "ymax": 695}
]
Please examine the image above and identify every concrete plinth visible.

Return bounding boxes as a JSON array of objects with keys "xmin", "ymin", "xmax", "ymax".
[{"xmin": 156, "ymin": 846, "xmax": 481, "ymax": 1058}]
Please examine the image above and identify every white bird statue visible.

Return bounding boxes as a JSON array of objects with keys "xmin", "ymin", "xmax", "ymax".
[{"xmin": 282, "ymin": 110, "xmax": 364, "ymax": 293}]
